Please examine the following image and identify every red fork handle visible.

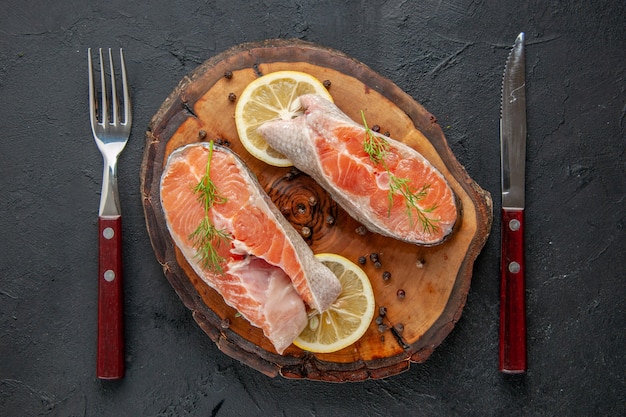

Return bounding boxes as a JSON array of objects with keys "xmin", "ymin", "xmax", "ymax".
[
  {"xmin": 97, "ymin": 216, "xmax": 125, "ymax": 379},
  {"xmin": 499, "ymin": 208, "xmax": 526, "ymax": 373}
]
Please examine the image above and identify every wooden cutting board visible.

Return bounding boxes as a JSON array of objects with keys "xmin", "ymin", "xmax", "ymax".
[{"xmin": 140, "ymin": 39, "xmax": 493, "ymax": 381}]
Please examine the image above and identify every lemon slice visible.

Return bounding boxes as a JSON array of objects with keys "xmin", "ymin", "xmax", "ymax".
[
  {"xmin": 293, "ymin": 253, "xmax": 376, "ymax": 353},
  {"xmin": 234, "ymin": 70, "xmax": 333, "ymax": 167}
]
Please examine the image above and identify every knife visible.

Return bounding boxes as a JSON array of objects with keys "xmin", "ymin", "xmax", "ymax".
[{"xmin": 499, "ymin": 32, "xmax": 527, "ymax": 374}]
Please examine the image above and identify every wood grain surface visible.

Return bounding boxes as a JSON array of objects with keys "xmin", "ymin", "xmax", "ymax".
[{"xmin": 140, "ymin": 39, "xmax": 493, "ymax": 381}]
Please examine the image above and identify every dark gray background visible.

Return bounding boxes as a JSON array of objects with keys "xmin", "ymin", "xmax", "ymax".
[{"xmin": 1, "ymin": 1, "xmax": 624, "ymax": 416}]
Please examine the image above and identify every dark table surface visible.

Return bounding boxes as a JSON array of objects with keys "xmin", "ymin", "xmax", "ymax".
[{"xmin": 1, "ymin": 1, "xmax": 624, "ymax": 416}]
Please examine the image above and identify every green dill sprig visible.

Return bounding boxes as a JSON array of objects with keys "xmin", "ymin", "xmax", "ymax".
[
  {"xmin": 361, "ymin": 111, "xmax": 389, "ymax": 164},
  {"xmin": 388, "ymin": 177, "xmax": 439, "ymax": 234},
  {"xmin": 360, "ymin": 110, "xmax": 439, "ymax": 233},
  {"xmin": 189, "ymin": 141, "xmax": 231, "ymax": 273}
]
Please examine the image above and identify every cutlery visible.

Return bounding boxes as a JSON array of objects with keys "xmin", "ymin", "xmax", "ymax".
[
  {"xmin": 499, "ymin": 33, "xmax": 527, "ymax": 374},
  {"xmin": 88, "ymin": 48, "xmax": 132, "ymax": 379}
]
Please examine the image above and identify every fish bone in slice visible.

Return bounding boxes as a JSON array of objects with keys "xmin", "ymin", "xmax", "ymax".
[
  {"xmin": 160, "ymin": 143, "xmax": 341, "ymax": 353},
  {"xmin": 257, "ymin": 94, "xmax": 458, "ymax": 246}
]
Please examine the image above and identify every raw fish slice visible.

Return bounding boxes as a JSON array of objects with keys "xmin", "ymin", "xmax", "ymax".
[
  {"xmin": 160, "ymin": 143, "xmax": 341, "ymax": 353},
  {"xmin": 258, "ymin": 94, "xmax": 458, "ymax": 246}
]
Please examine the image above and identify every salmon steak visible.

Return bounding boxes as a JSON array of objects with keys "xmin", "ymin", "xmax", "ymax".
[
  {"xmin": 258, "ymin": 94, "xmax": 459, "ymax": 246},
  {"xmin": 160, "ymin": 143, "xmax": 341, "ymax": 353}
]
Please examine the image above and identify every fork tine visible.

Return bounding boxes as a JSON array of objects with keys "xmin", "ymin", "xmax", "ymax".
[
  {"xmin": 108, "ymin": 48, "xmax": 119, "ymax": 125},
  {"xmin": 98, "ymin": 48, "xmax": 108, "ymax": 126},
  {"xmin": 119, "ymin": 49, "xmax": 131, "ymax": 127},
  {"xmin": 88, "ymin": 48, "xmax": 97, "ymax": 129}
]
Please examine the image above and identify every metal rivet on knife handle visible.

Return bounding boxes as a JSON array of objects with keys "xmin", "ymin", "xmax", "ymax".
[{"xmin": 508, "ymin": 219, "xmax": 520, "ymax": 231}]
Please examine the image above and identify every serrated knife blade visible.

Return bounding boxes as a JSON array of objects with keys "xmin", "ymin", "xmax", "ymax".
[{"xmin": 499, "ymin": 32, "xmax": 527, "ymax": 374}]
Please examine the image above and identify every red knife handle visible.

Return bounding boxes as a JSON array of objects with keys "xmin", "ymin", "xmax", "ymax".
[
  {"xmin": 499, "ymin": 208, "xmax": 526, "ymax": 373},
  {"xmin": 97, "ymin": 216, "xmax": 125, "ymax": 379}
]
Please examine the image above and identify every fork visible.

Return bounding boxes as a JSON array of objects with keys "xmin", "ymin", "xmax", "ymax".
[{"xmin": 88, "ymin": 48, "xmax": 131, "ymax": 380}]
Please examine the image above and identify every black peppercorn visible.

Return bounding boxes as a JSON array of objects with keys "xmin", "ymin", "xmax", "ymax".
[
  {"xmin": 323, "ymin": 79, "xmax": 331, "ymax": 88},
  {"xmin": 285, "ymin": 167, "xmax": 300, "ymax": 180},
  {"xmin": 358, "ymin": 256, "xmax": 366, "ymax": 265},
  {"xmin": 215, "ymin": 138, "xmax": 231, "ymax": 147},
  {"xmin": 397, "ymin": 289, "xmax": 406, "ymax": 299},
  {"xmin": 224, "ymin": 70, "xmax": 233, "ymax": 79},
  {"xmin": 228, "ymin": 92, "xmax": 236, "ymax": 102},
  {"xmin": 382, "ymin": 271, "xmax": 391, "ymax": 281}
]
